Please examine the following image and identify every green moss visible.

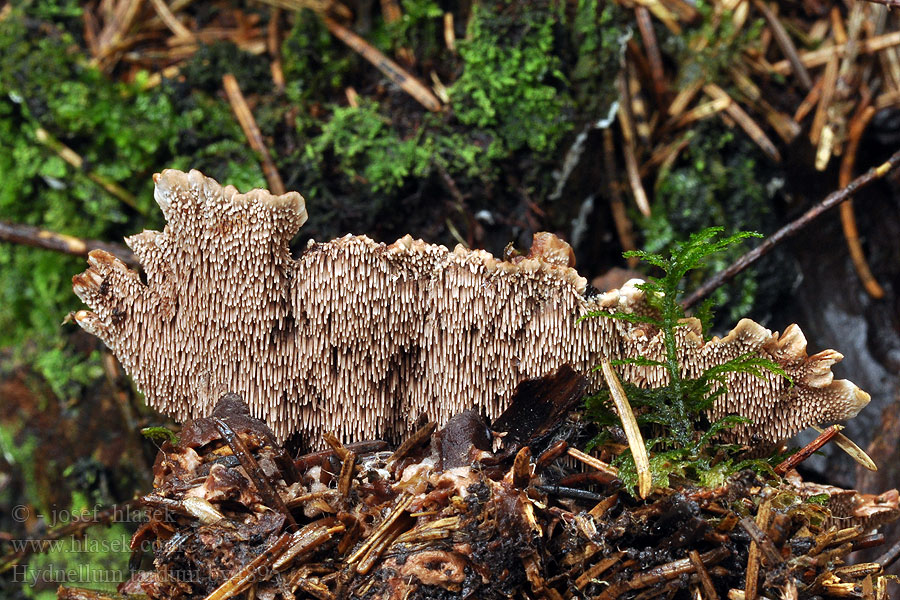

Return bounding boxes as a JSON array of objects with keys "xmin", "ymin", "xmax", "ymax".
[
  {"xmin": 0, "ymin": 6, "xmax": 270, "ymax": 356},
  {"xmin": 584, "ymin": 228, "xmax": 790, "ymax": 496},
  {"xmin": 307, "ymin": 101, "xmax": 432, "ymax": 192},
  {"xmin": 381, "ymin": 0, "xmax": 443, "ymax": 57},
  {"xmin": 664, "ymin": 0, "xmax": 764, "ymax": 87},
  {"xmin": 282, "ymin": 10, "xmax": 357, "ymax": 105},
  {"xmin": 643, "ymin": 123, "xmax": 779, "ymax": 323},
  {"xmin": 451, "ymin": 1, "xmax": 571, "ymax": 159}
]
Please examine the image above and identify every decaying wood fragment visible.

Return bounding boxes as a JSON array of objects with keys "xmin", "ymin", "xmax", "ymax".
[{"xmin": 73, "ymin": 170, "xmax": 871, "ymax": 446}]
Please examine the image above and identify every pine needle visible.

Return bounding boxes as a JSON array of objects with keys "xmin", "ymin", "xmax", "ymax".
[{"xmin": 601, "ymin": 361, "xmax": 652, "ymax": 499}]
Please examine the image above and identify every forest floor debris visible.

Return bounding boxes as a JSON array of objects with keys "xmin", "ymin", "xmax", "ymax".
[{"xmin": 56, "ymin": 371, "xmax": 900, "ymax": 600}]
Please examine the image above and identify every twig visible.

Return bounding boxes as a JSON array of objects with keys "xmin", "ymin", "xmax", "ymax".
[
  {"xmin": 34, "ymin": 128, "xmax": 141, "ymax": 213},
  {"xmin": 811, "ymin": 425, "xmax": 877, "ymax": 471},
  {"xmin": 222, "ymin": 73, "xmax": 286, "ymax": 195},
  {"xmin": 635, "ymin": 6, "xmax": 668, "ymax": 109},
  {"xmin": 704, "ymin": 83, "xmax": 780, "ymax": 161},
  {"xmin": 443, "ymin": 12, "xmax": 455, "ymax": 52},
  {"xmin": 875, "ymin": 536, "xmax": 900, "ymax": 569},
  {"xmin": 148, "ymin": 0, "xmax": 193, "ymax": 40},
  {"xmin": 96, "ymin": 0, "xmax": 145, "ymax": 63},
  {"xmin": 0, "ymin": 221, "xmax": 138, "ymax": 268},
  {"xmin": 617, "ymin": 72, "xmax": 651, "ymax": 216},
  {"xmin": 793, "ymin": 76, "xmax": 823, "ymax": 123},
  {"xmin": 267, "ymin": 8, "xmax": 285, "ymax": 92},
  {"xmin": 213, "ymin": 417, "xmax": 297, "ymax": 529},
  {"xmin": 682, "ymin": 146, "xmax": 900, "ymax": 309},
  {"xmin": 566, "ymin": 447, "xmax": 619, "ymax": 478},
  {"xmin": 321, "ymin": 17, "xmax": 442, "ymax": 112},
  {"xmin": 774, "ymin": 425, "xmax": 842, "ymax": 475},
  {"xmin": 771, "ymin": 30, "xmax": 900, "ymax": 75},
  {"xmin": 597, "ymin": 547, "xmax": 730, "ymax": 599},
  {"xmin": 689, "ymin": 549, "xmax": 718, "ymax": 599},
  {"xmin": 379, "ymin": 0, "xmax": 414, "ymax": 65},
  {"xmin": 203, "ymin": 532, "xmax": 292, "ymax": 600}
]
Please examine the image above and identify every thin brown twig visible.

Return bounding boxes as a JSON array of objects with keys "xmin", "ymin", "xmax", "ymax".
[
  {"xmin": 775, "ymin": 425, "xmax": 842, "ymax": 475},
  {"xmin": 704, "ymin": 83, "xmax": 781, "ymax": 161},
  {"xmin": 683, "ymin": 146, "xmax": 900, "ymax": 308},
  {"xmin": 602, "ymin": 129, "xmax": 638, "ymax": 267},
  {"xmin": 148, "ymin": 0, "xmax": 193, "ymax": 40},
  {"xmin": 0, "ymin": 221, "xmax": 138, "ymax": 268},
  {"xmin": 267, "ymin": 8, "xmax": 285, "ymax": 92},
  {"xmin": 222, "ymin": 73, "xmax": 286, "ymax": 195},
  {"xmin": 635, "ymin": 6, "xmax": 668, "ymax": 110},
  {"xmin": 771, "ymin": 30, "xmax": 900, "ymax": 75},
  {"xmin": 617, "ymin": 72, "xmax": 651, "ymax": 216}
]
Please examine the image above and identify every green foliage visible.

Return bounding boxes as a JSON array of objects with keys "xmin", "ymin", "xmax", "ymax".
[
  {"xmin": 644, "ymin": 123, "xmax": 780, "ymax": 323},
  {"xmin": 140, "ymin": 426, "xmax": 179, "ymax": 446},
  {"xmin": 0, "ymin": 5, "xmax": 265, "ymax": 358},
  {"xmin": 282, "ymin": 11, "xmax": 357, "ymax": 105},
  {"xmin": 33, "ymin": 348, "xmax": 104, "ymax": 405},
  {"xmin": 307, "ymin": 101, "xmax": 432, "ymax": 192},
  {"xmin": 451, "ymin": 1, "xmax": 571, "ymax": 159},
  {"xmin": 584, "ymin": 228, "xmax": 791, "ymax": 495},
  {"xmin": 384, "ymin": 0, "xmax": 444, "ymax": 58}
]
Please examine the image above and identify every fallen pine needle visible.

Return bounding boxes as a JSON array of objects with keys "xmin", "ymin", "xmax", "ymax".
[
  {"xmin": 222, "ymin": 73, "xmax": 286, "ymax": 195},
  {"xmin": 600, "ymin": 361, "xmax": 651, "ymax": 499},
  {"xmin": 322, "ymin": 16, "xmax": 442, "ymax": 112}
]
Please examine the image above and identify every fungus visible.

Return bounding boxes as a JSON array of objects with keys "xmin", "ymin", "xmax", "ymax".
[{"xmin": 72, "ymin": 169, "xmax": 870, "ymax": 446}]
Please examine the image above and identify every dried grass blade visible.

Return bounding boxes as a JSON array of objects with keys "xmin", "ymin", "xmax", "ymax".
[{"xmin": 600, "ymin": 361, "xmax": 651, "ymax": 499}]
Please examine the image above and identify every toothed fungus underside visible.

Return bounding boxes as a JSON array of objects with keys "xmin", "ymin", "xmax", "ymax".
[{"xmin": 72, "ymin": 170, "xmax": 870, "ymax": 445}]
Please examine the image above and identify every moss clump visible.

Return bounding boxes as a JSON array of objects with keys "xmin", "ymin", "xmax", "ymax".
[
  {"xmin": 664, "ymin": 0, "xmax": 764, "ymax": 87},
  {"xmin": 642, "ymin": 123, "xmax": 782, "ymax": 324},
  {"xmin": 281, "ymin": 11, "xmax": 358, "ymax": 105},
  {"xmin": 584, "ymin": 228, "xmax": 790, "ymax": 495},
  {"xmin": 307, "ymin": 101, "xmax": 432, "ymax": 192},
  {"xmin": 0, "ymin": 5, "xmax": 268, "ymax": 354},
  {"xmin": 451, "ymin": 1, "xmax": 571, "ymax": 159}
]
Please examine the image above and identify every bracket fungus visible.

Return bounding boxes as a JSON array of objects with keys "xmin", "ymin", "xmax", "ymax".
[{"xmin": 73, "ymin": 170, "xmax": 870, "ymax": 446}]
